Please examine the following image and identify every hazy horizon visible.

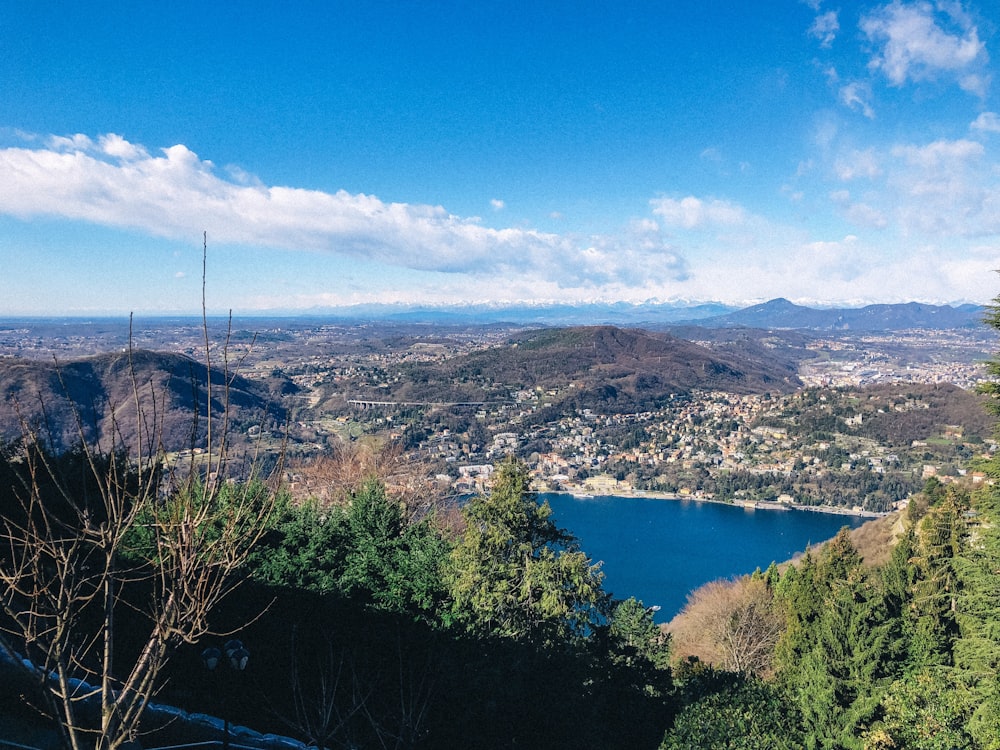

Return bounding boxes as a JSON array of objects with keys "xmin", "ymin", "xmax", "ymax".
[{"xmin": 0, "ymin": 297, "xmax": 984, "ymax": 328}]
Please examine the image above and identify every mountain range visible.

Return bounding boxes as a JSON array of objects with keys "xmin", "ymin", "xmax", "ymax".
[
  {"xmin": 0, "ymin": 299, "xmax": 984, "ymax": 333},
  {"xmin": 248, "ymin": 298, "xmax": 984, "ymax": 331}
]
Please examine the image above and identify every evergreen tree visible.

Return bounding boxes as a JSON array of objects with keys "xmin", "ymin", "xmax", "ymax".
[
  {"xmin": 776, "ymin": 529, "xmax": 904, "ymax": 748},
  {"xmin": 446, "ymin": 457, "xmax": 606, "ymax": 642},
  {"xmin": 879, "ymin": 530, "xmax": 919, "ymax": 670},
  {"xmin": 907, "ymin": 487, "xmax": 966, "ymax": 669},
  {"xmin": 952, "ymin": 485, "xmax": 1000, "ymax": 674},
  {"xmin": 774, "ymin": 547, "xmax": 829, "ymax": 689},
  {"xmin": 662, "ymin": 670, "xmax": 804, "ymax": 750},
  {"xmin": 250, "ymin": 493, "xmax": 348, "ymax": 593},
  {"xmin": 249, "ymin": 478, "xmax": 449, "ymax": 619},
  {"xmin": 818, "ymin": 527, "xmax": 863, "ymax": 582},
  {"xmin": 340, "ymin": 478, "xmax": 450, "ymax": 616},
  {"xmin": 865, "ymin": 668, "xmax": 978, "ymax": 750},
  {"xmin": 951, "ymin": 484, "xmax": 1000, "ymax": 747},
  {"xmin": 976, "ymin": 287, "xmax": 1000, "ymax": 422},
  {"xmin": 608, "ymin": 596, "xmax": 671, "ymax": 670}
]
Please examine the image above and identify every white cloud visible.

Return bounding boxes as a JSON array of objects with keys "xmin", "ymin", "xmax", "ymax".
[
  {"xmin": 4, "ymin": 132, "xmax": 997, "ymax": 310},
  {"xmin": 630, "ymin": 218, "xmax": 660, "ymax": 233},
  {"xmin": 567, "ymin": 220, "xmax": 689, "ymax": 287},
  {"xmin": 839, "ymin": 81, "xmax": 876, "ymax": 118},
  {"xmin": 835, "ymin": 148, "xmax": 881, "ymax": 180},
  {"xmin": 959, "ymin": 73, "xmax": 990, "ymax": 96},
  {"xmin": 805, "ymin": 235, "xmax": 859, "ymax": 254},
  {"xmin": 845, "ymin": 202, "xmax": 890, "ymax": 229},
  {"xmin": 861, "ymin": 0, "xmax": 989, "ymax": 95},
  {"xmin": 811, "ymin": 115, "xmax": 840, "ymax": 151},
  {"xmin": 46, "ymin": 133, "xmax": 94, "ymax": 151},
  {"xmin": 0, "ymin": 133, "xmax": 694, "ymax": 291},
  {"xmin": 490, "ymin": 198, "xmax": 505, "ymax": 211},
  {"xmin": 225, "ymin": 164, "xmax": 265, "ymax": 187},
  {"xmin": 888, "ymin": 138, "xmax": 997, "ymax": 236},
  {"xmin": 809, "ymin": 11, "xmax": 840, "ymax": 48},
  {"xmin": 829, "ymin": 189, "xmax": 889, "ymax": 228},
  {"xmin": 649, "ymin": 196, "xmax": 749, "ymax": 229},
  {"xmin": 971, "ymin": 112, "xmax": 1000, "ymax": 133},
  {"xmin": 99, "ymin": 133, "xmax": 148, "ymax": 161},
  {"xmin": 796, "ymin": 235, "xmax": 869, "ymax": 282},
  {"xmin": 827, "ymin": 134, "xmax": 1000, "ymax": 242},
  {"xmin": 892, "ymin": 137, "xmax": 983, "ymax": 167}
]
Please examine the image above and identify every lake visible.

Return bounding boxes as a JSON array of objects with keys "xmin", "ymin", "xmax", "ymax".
[{"xmin": 541, "ymin": 493, "xmax": 866, "ymax": 621}]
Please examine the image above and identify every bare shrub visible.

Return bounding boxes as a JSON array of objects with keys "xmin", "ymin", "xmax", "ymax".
[
  {"xmin": 288, "ymin": 438, "xmax": 459, "ymax": 531},
  {"xmin": 667, "ymin": 576, "xmax": 784, "ymax": 678}
]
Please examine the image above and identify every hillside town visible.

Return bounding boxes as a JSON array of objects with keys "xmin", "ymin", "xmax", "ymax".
[{"xmin": 403, "ymin": 382, "xmax": 990, "ymax": 515}]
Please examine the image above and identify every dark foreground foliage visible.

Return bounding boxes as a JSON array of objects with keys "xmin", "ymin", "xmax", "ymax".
[
  {"xmin": 7, "ymin": 416, "xmax": 1000, "ymax": 749},
  {"xmin": 156, "ymin": 582, "xmax": 673, "ymax": 750}
]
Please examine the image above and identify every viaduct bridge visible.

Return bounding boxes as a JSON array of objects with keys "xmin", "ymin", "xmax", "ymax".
[{"xmin": 346, "ymin": 398, "xmax": 510, "ymax": 409}]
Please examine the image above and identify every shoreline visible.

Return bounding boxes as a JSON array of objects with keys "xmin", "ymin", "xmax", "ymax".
[{"xmin": 540, "ymin": 488, "xmax": 887, "ymax": 519}]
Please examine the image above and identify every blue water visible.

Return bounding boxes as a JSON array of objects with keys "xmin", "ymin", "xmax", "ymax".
[{"xmin": 541, "ymin": 493, "xmax": 865, "ymax": 621}]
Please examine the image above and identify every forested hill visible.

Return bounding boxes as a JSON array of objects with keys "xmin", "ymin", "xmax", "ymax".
[
  {"xmin": 0, "ymin": 349, "xmax": 284, "ymax": 453},
  {"xmin": 379, "ymin": 325, "xmax": 801, "ymax": 411}
]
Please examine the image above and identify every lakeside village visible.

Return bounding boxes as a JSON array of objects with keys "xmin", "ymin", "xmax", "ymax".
[
  {"xmin": 425, "ymin": 397, "xmax": 976, "ymax": 517},
  {"xmin": 340, "ymin": 367, "xmax": 995, "ymax": 518}
]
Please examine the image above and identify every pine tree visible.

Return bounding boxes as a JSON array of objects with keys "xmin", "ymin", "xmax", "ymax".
[
  {"xmin": 877, "ymin": 530, "xmax": 923, "ymax": 674},
  {"xmin": 865, "ymin": 668, "xmax": 977, "ymax": 750},
  {"xmin": 661, "ymin": 672, "xmax": 804, "ymax": 750},
  {"xmin": 340, "ymin": 478, "xmax": 449, "ymax": 616},
  {"xmin": 446, "ymin": 457, "xmax": 606, "ymax": 641},
  {"xmin": 774, "ymin": 550, "xmax": 824, "ymax": 677},
  {"xmin": 907, "ymin": 488, "xmax": 966, "ymax": 669},
  {"xmin": 776, "ymin": 529, "xmax": 904, "ymax": 748},
  {"xmin": 951, "ymin": 484, "xmax": 1000, "ymax": 747}
]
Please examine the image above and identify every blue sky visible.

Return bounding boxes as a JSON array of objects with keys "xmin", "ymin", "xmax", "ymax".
[{"xmin": 2, "ymin": 0, "xmax": 1000, "ymax": 314}]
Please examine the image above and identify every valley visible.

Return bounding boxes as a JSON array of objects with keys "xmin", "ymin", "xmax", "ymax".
[{"xmin": 1, "ymin": 303, "xmax": 995, "ymax": 514}]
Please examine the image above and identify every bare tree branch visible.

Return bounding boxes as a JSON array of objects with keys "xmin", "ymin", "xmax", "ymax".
[{"xmin": 0, "ymin": 236, "xmax": 281, "ymax": 750}]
